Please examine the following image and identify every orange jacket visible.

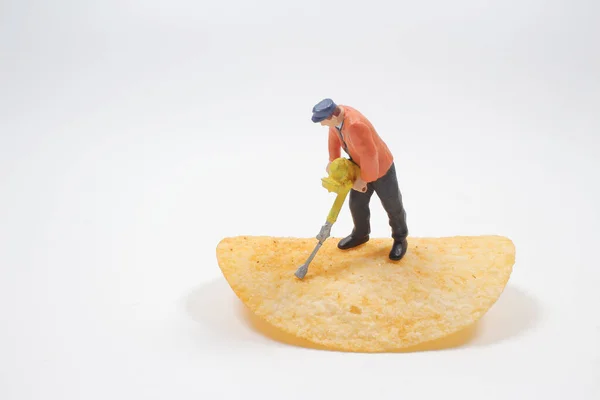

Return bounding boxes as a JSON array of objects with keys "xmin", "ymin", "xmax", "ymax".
[{"xmin": 328, "ymin": 105, "xmax": 394, "ymax": 182}]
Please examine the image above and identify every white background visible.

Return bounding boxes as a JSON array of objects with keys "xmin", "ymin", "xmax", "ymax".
[{"xmin": 1, "ymin": 0, "xmax": 599, "ymax": 399}]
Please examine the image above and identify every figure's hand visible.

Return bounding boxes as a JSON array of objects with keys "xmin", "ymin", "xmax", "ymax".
[
  {"xmin": 326, "ymin": 162, "xmax": 332, "ymax": 174},
  {"xmin": 353, "ymin": 177, "xmax": 367, "ymax": 193}
]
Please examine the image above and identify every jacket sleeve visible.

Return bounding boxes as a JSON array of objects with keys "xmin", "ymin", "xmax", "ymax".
[
  {"xmin": 328, "ymin": 128, "xmax": 341, "ymax": 162},
  {"xmin": 351, "ymin": 123, "xmax": 379, "ymax": 182}
]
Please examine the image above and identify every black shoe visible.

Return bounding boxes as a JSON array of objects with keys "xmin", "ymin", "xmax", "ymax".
[
  {"xmin": 389, "ymin": 238, "xmax": 407, "ymax": 261},
  {"xmin": 337, "ymin": 234, "xmax": 369, "ymax": 250}
]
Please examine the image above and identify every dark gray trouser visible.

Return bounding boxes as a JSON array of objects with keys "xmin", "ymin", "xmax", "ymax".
[{"xmin": 349, "ymin": 162, "xmax": 408, "ymax": 241}]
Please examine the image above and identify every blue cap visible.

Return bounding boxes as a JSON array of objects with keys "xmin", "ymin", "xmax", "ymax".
[{"xmin": 311, "ymin": 98, "xmax": 337, "ymax": 122}]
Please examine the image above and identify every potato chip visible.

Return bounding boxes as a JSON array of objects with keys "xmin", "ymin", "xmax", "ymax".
[{"xmin": 216, "ymin": 235, "xmax": 515, "ymax": 352}]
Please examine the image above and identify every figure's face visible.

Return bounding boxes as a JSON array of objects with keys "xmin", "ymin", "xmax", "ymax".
[{"xmin": 320, "ymin": 115, "xmax": 339, "ymax": 127}]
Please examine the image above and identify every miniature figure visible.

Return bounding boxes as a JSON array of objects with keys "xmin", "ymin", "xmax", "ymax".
[{"xmin": 311, "ymin": 98, "xmax": 409, "ymax": 261}]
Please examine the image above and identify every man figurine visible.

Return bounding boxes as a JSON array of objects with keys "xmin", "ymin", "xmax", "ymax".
[{"xmin": 311, "ymin": 98, "xmax": 409, "ymax": 261}]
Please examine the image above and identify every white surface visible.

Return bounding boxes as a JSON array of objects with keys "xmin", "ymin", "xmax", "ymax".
[{"xmin": 1, "ymin": 1, "xmax": 599, "ymax": 399}]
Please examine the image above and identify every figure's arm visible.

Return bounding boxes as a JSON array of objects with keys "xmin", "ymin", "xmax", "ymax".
[
  {"xmin": 328, "ymin": 128, "xmax": 341, "ymax": 162},
  {"xmin": 352, "ymin": 123, "xmax": 379, "ymax": 182}
]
